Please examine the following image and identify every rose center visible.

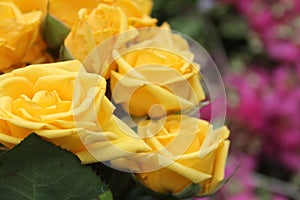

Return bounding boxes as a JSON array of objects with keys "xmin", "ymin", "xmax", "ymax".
[{"xmin": 32, "ymin": 90, "xmax": 59, "ymax": 108}]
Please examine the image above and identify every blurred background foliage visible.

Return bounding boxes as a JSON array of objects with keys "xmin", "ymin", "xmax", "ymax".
[
  {"xmin": 152, "ymin": 0, "xmax": 250, "ymax": 71},
  {"xmin": 152, "ymin": 0, "xmax": 300, "ymax": 199}
]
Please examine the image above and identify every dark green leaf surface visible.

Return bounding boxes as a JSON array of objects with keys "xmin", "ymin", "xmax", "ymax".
[{"xmin": 0, "ymin": 133, "xmax": 111, "ymax": 200}]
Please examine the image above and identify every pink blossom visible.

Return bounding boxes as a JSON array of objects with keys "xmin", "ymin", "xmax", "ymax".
[
  {"xmin": 222, "ymin": 0, "xmax": 300, "ymax": 63},
  {"xmin": 225, "ymin": 66, "xmax": 300, "ymax": 170}
]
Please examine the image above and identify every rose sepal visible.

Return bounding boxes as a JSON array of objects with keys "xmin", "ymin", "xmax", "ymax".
[
  {"xmin": 59, "ymin": 44, "xmax": 74, "ymax": 61},
  {"xmin": 41, "ymin": 12, "xmax": 70, "ymax": 52}
]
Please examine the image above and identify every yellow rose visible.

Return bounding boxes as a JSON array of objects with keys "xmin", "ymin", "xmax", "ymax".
[
  {"xmin": 113, "ymin": 115, "xmax": 230, "ymax": 196},
  {"xmin": 99, "ymin": 0, "xmax": 157, "ymax": 28},
  {"xmin": 0, "ymin": 2, "xmax": 42, "ymax": 72},
  {"xmin": 49, "ymin": 0, "xmax": 156, "ymax": 28},
  {"xmin": 0, "ymin": 0, "xmax": 51, "ymax": 68},
  {"xmin": 64, "ymin": 3, "xmax": 131, "ymax": 63},
  {"xmin": 110, "ymin": 47, "xmax": 206, "ymax": 117},
  {"xmin": 0, "ymin": 60, "xmax": 152, "ymax": 163},
  {"xmin": 0, "ymin": 60, "xmax": 116, "ymax": 161}
]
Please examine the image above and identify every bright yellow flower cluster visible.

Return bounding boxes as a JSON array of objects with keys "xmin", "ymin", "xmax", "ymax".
[
  {"xmin": 0, "ymin": 1, "xmax": 51, "ymax": 72},
  {"xmin": 0, "ymin": 0, "xmax": 230, "ymax": 197}
]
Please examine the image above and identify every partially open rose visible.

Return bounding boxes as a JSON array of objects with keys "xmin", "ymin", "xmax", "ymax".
[
  {"xmin": 111, "ymin": 114, "xmax": 230, "ymax": 197},
  {"xmin": 110, "ymin": 47, "xmax": 206, "ymax": 117},
  {"xmin": 49, "ymin": 0, "xmax": 156, "ymax": 29},
  {"xmin": 64, "ymin": 4, "xmax": 131, "ymax": 63}
]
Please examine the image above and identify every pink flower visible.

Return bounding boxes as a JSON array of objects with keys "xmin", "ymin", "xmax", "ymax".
[
  {"xmin": 219, "ymin": 153, "xmax": 258, "ymax": 199},
  {"xmin": 222, "ymin": 0, "xmax": 300, "ymax": 63},
  {"xmin": 225, "ymin": 66, "xmax": 300, "ymax": 171}
]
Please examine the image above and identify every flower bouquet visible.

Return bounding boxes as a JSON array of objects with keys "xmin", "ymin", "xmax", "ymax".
[{"xmin": 0, "ymin": 0, "xmax": 231, "ymax": 199}]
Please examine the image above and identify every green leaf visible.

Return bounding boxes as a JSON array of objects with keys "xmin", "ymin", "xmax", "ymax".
[
  {"xmin": 0, "ymin": 133, "xmax": 111, "ymax": 200},
  {"xmin": 59, "ymin": 45, "xmax": 74, "ymax": 61},
  {"xmin": 42, "ymin": 13, "xmax": 70, "ymax": 51},
  {"xmin": 98, "ymin": 191, "xmax": 113, "ymax": 200}
]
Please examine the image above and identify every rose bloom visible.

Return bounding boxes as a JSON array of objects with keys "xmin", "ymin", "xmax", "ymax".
[
  {"xmin": 112, "ymin": 115, "xmax": 230, "ymax": 196},
  {"xmin": 0, "ymin": 2, "xmax": 42, "ymax": 72},
  {"xmin": 0, "ymin": 60, "xmax": 150, "ymax": 163},
  {"xmin": 64, "ymin": 3, "xmax": 131, "ymax": 63},
  {"xmin": 99, "ymin": 0, "xmax": 157, "ymax": 28},
  {"xmin": 0, "ymin": 0, "xmax": 53, "ymax": 67},
  {"xmin": 110, "ymin": 47, "xmax": 205, "ymax": 117},
  {"xmin": 49, "ymin": 0, "xmax": 156, "ymax": 28}
]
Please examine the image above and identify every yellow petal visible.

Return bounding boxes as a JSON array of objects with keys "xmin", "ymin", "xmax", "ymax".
[
  {"xmin": 128, "ymin": 16, "xmax": 157, "ymax": 28},
  {"xmin": 78, "ymin": 115, "xmax": 151, "ymax": 163},
  {"xmin": 36, "ymin": 128, "xmax": 115, "ymax": 153},
  {"xmin": 144, "ymin": 84, "xmax": 194, "ymax": 110},
  {"xmin": 0, "ymin": 60, "xmax": 81, "ymax": 84},
  {"xmin": 87, "ymin": 4, "xmax": 128, "ymax": 35},
  {"xmin": 12, "ymin": 93, "xmax": 72, "ymax": 121},
  {"xmin": 76, "ymin": 150, "xmax": 98, "ymax": 164},
  {"xmin": 199, "ymin": 126, "xmax": 229, "ymax": 158},
  {"xmin": 72, "ymin": 72, "xmax": 114, "ymax": 128},
  {"xmin": 205, "ymin": 140, "xmax": 230, "ymax": 195},
  {"xmin": 21, "ymin": 33, "xmax": 53, "ymax": 66},
  {"xmin": 0, "ymin": 133, "xmax": 21, "ymax": 148},
  {"xmin": 137, "ymin": 165, "xmax": 201, "ymax": 194},
  {"xmin": 35, "ymin": 128, "xmax": 83, "ymax": 139},
  {"xmin": 33, "ymin": 74, "xmax": 76, "ymax": 101},
  {"xmin": 64, "ymin": 10, "xmax": 97, "ymax": 62},
  {"xmin": 188, "ymin": 73, "xmax": 205, "ymax": 102},
  {"xmin": 49, "ymin": 0, "xmax": 101, "ymax": 27},
  {"xmin": 0, "ymin": 76, "xmax": 33, "ymax": 98},
  {"xmin": 113, "ymin": 50, "xmax": 145, "ymax": 79},
  {"xmin": 166, "ymin": 161, "xmax": 212, "ymax": 183},
  {"xmin": 41, "ymin": 130, "xmax": 86, "ymax": 153},
  {"xmin": 130, "ymin": 0, "xmax": 153, "ymax": 15},
  {"xmin": 6, "ymin": 118, "xmax": 57, "ymax": 129}
]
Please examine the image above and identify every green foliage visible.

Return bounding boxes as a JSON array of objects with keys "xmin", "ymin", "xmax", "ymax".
[
  {"xmin": 0, "ymin": 134, "xmax": 111, "ymax": 200},
  {"xmin": 151, "ymin": 0, "xmax": 259, "ymax": 70},
  {"xmin": 42, "ymin": 14, "xmax": 70, "ymax": 53},
  {"xmin": 59, "ymin": 45, "xmax": 74, "ymax": 61},
  {"xmin": 98, "ymin": 191, "xmax": 113, "ymax": 200}
]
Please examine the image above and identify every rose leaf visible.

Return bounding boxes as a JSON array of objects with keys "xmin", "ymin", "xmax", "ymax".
[{"xmin": 0, "ymin": 133, "xmax": 111, "ymax": 200}]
